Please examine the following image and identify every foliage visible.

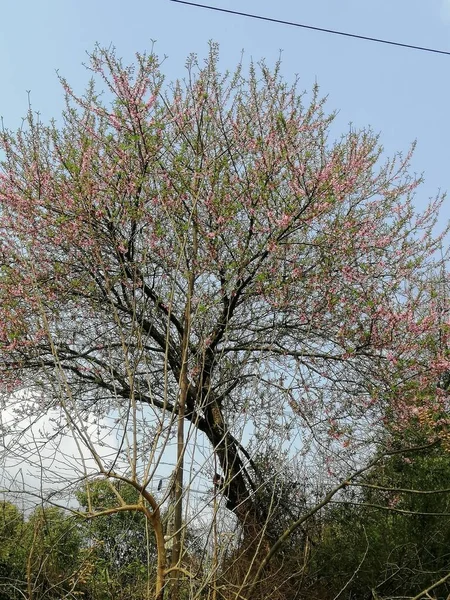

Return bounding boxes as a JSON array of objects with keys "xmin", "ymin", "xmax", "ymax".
[
  {"xmin": 0, "ymin": 495, "xmax": 156, "ymax": 600},
  {"xmin": 311, "ymin": 448, "xmax": 450, "ymax": 599},
  {"xmin": 0, "ymin": 503, "xmax": 82, "ymax": 600},
  {"xmin": 75, "ymin": 480, "xmax": 156, "ymax": 600},
  {"xmin": 0, "ymin": 501, "xmax": 25, "ymax": 600}
]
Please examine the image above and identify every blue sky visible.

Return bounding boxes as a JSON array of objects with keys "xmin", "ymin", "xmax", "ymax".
[{"xmin": 1, "ymin": 0, "xmax": 449, "ymax": 214}]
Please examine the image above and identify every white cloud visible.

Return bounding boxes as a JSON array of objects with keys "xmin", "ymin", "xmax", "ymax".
[{"xmin": 0, "ymin": 391, "xmax": 118, "ymax": 508}]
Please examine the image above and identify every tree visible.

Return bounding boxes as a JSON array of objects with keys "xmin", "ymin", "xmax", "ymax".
[
  {"xmin": 0, "ymin": 501, "xmax": 25, "ymax": 600},
  {"xmin": 0, "ymin": 502, "xmax": 83, "ymax": 600},
  {"xmin": 0, "ymin": 43, "xmax": 449, "ymax": 598},
  {"xmin": 24, "ymin": 506, "xmax": 82, "ymax": 600},
  {"xmin": 311, "ymin": 447, "xmax": 450, "ymax": 599},
  {"xmin": 75, "ymin": 479, "xmax": 157, "ymax": 600}
]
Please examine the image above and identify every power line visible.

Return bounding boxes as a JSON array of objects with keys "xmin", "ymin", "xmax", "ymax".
[{"xmin": 169, "ymin": 0, "xmax": 450, "ymax": 57}]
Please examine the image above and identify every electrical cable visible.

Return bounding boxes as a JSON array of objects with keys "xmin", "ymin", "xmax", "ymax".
[{"xmin": 169, "ymin": 0, "xmax": 450, "ymax": 57}]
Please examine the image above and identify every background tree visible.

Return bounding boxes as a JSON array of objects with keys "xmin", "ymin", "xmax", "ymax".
[
  {"xmin": 24, "ymin": 506, "xmax": 82, "ymax": 600},
  {"xmin": 310, "ymin": 446, "xmax": 450, "ymax": 599},
  {"xmin": 0, "ymin": 502, "xmax": 83, "ymax": 600},
  {"xmin": 1, "ymin": 43, "xmax": 449, "ymax": 598},
  {"xmin": 0, "ymin": 501, "xmax": 26, "ymax": 600},
  {"xmin": 75, "ymin": 480, "xmax": 156, "ymax": 600}
]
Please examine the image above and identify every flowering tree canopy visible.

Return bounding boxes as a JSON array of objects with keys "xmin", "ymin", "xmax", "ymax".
[{"xmin": 0, "ymin": 44, "xmax": 449, "ymax": 597}]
